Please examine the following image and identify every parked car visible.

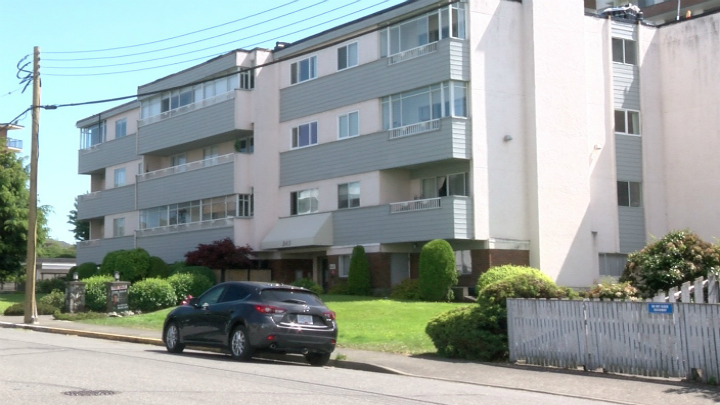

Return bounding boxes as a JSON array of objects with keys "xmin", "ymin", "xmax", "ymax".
[{"xmin": 162, "ymin": 281, "xmax": 337, "ymax": 366}]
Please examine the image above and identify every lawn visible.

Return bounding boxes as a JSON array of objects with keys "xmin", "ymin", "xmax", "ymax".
[
  {"xmin": 0, "ymin": 293, "xmax": 25, "ymax": 313},
  {"xmin": 0, "ymin": 293, "xmax": 468, "ymax": 355}
]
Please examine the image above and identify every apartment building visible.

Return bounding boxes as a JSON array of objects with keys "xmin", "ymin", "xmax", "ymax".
[
  {"xmin": 75, "ymin": 0, "xmax": 720, "ymax": 290},
  {"xmin": 1, "ymin": 123, "xmax": 23, "ymax": 152}
]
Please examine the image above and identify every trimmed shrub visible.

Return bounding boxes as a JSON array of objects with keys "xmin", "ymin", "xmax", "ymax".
[
  {"xmin": 76, "ymin": 262, "xmax": 99, "ymax": 280},
  {"xmin": 99, "ymin": 249, "xmax": 151, "ymax": 282},
  {"xmin": 167, "ymin": 273, "xmax": 213, "ymax": 305},
  {"xmin": 3, "ymin": 302, "xmax": 59, "ymax": 316},
  {"xmin": 347, "ymin": 245, "xmax": 372, "ymax": 296},
  {"xmin": 584, "ymin": 281, "xmax": 639, "ymax": 301},
  {"xmin": 290, "ymin": 278, "xmax": 323, "ymax": 295},
  {"xmin": 477, "ymin": 265, "xmax": 553, "ymax": 293},
  {"xmin": 36, "ymin": 277, "xmax": 66, "ymax": 294},
  {"xmin": 479, "ymin": 273, "xmax": 566, "ymax": 308},
  {"xmin": 620, "ymin": 230, "xmax": 720, "ymax": 298},
  {"xmin": 39, "ymin": 289, "xmax": 65, "ymax": 309},
  {"xmin": 418, "ymin": 239, "xmax": 458, "ymax": 301},
  {"xmin": 390, "ymin": 278, "xmax": 422, "ymax": 301},
  {"xmin": 147, "ymin": 256, "xmax": 170, "ymax": 279},
  {"xmin": 426, "ymin": 305, "xmax": 508, "ymax": 361},
  {"xmin": 54, "ymin": 311, "xmax": 107, "ymax": 321},
  {"xmin": 84, "ymin": 275, "xmax": 115, "ymax": 312},
  {"xmin": 170, "ymin": 265, "xmax": 217, "ymax": 285},
  {"xmin": 327, "ymin": 281, "xmax": 350, "ymax": 295},
  {"xmin": 64, "ymin": 266, "xmax": 77, "ymax": 281},
  {"xmin": 128, "ymin": 278, "xmax": 176, "ymax": 312}
]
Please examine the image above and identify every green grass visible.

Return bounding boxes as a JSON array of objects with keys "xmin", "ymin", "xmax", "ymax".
[
  {"xmin": 0, "ymin": 293, "xmax": 467, "ymax": 355},
  {"xmin": 0, "ymin": 293, "xmax": 26, "ymax": 313}
]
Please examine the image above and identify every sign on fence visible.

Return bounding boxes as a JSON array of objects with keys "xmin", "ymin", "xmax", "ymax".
[{"xmin": 647, "ymin": 303, "xmax": 673, "ymax": 314}]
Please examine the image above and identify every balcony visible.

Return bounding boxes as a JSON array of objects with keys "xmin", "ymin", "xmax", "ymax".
[
  {"xmin": 388, "ymin": 42, "xmax": 438, "ymax": 65},
  {"xmin": 137, "ymin": 90, "xmax": 253, "ymax": 155},
  {"xmin": 6, "ymin": 138, "xmax": 22, "ymax": 151},
  {"xmin": 77, "ymin": 185, "xmax": 136, "ymax": 220},
  {"xmin": 136, "ymin": 218, "xmax": 234, "ymax": 238},
  {"xmin": 334, "ymin": 196, "xmax": 473, "ymax": 246},
  {"xmin": 78, "ymin": 133, "xmax": 137, "ymax": 174},
  {"xmin": 76, "ymin": 236, "xmax": 134, "ymax": 264},
  {"xmin": 389, "ymin": 119, "xmax": 440, "ymax": 140}
]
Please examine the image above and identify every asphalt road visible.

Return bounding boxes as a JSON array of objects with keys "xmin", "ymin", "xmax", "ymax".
[{"xmin": 0, "ymin": 328, "xmax": 622, "ymax": 405}]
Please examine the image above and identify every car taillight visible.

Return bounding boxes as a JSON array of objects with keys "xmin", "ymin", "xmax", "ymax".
[
  {"xmin": 254, "ymin": 305, "xmax": 286, "ymax": 314},
  {"xmin": 323, "ymin": 311, "xmax": 336, "ymax": 320}
]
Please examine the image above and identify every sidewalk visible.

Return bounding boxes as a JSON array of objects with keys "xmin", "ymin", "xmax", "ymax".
[{"xmin": 1, "ymin": 314, "xmax": 718, "ymax": 404}]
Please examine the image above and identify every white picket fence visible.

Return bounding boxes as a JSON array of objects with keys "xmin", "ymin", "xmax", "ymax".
[{"xmin": 507, "ymin": 275, "xmax": 720, "ymax": 382}]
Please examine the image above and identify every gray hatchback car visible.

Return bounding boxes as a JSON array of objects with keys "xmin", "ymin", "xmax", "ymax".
[{"xmin": 162, "ymin": 281, "xmax": 337, "ymax": 366}]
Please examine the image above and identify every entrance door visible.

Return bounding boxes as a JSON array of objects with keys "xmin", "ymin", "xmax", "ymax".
[{"xmin": 390, "ymin": 254, "xmax": 410, "ymax": 286}]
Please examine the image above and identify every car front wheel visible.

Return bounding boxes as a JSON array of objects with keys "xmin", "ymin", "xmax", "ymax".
[
  {"xmin": 230, "ymin": 325, "xmax": 253, "ymax": 361},
  {"xmin": 305, "ymin": 352, "xmax": 331, "ymax": 367},
  {"xmin": 164, "ymin": 322, "xmax": 185, "ymax": 354}
]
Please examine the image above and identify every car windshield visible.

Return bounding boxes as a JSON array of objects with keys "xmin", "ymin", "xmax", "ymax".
[{"xmin": 260, "ymin": 289, "xmax": 325, "ymax": 306}]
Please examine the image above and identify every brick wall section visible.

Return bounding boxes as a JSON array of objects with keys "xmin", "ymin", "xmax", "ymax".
[
  {"xmin": 267, "ymin": 259, "xmax": 313, "ymax": 284},
  {"xmin": 367, "ymin": 253, "xmax": 391, "ymax": 289},
  {"xmin": 456, "ymin": 249, "xmax": 530, "ymax": 288}
]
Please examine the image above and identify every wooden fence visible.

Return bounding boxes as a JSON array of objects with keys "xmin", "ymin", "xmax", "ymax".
[{"xmin": 507, "ymin": 275, "xmax": 720, "ymax": 382}]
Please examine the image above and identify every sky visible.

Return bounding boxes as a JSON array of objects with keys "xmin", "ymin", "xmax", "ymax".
[{"xmin": 0, "ymin": 0, "xmax": 407, "ymax": 244}]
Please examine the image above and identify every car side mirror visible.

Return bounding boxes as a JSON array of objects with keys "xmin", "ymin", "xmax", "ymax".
[{"xmin": 200, "ymin": 302, "xmax": 210, "ymax": 310}]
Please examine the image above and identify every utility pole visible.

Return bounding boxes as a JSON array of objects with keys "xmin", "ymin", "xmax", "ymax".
[{"xmin": 24, "ymin": 46, "xmax": 40, "ymax": 325}]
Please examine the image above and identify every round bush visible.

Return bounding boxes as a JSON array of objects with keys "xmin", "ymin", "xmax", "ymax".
[
  {"xmin": 147, "ymin": 256, "xmax": 170, "ymax": 279},
  {"xmin": 477, "ymin": 265, "xmax": 553, "ymax": 293},
  {"xmin": 170, "ymin": 265, "xmax": 217, "ymax": 285},
  {"xmin": 83, "ymin": 275, "xmax": 115, "ymax": 312},
  {"xmin": 418, "ymin": 239, "xmax": 458, "ymax": 302},
  {"xmin": 620, "ymin": 230, "xmax": 720, "ymax": 298},
  {"xmin": 478, "ymin": 273, "xmax": 565, "ymax": 308},
  {"xmin": 128, "ymin": 278, "xmax": 176, "ymax": 312},
  {"xmin": 39, "ymin": 289, "xmax": 65, "ymax": 309},
  {"xmin": 390, "ymin": 278, "xmax": 421, "ymax": 301},
  {"xmin": 3, "ymin": 302, "xmax": 59, "ymax": 316},
  {"xmin": 290, "ymin": 278, "xmax": 323, "ymax": 295},
  {"xmin": 75, "ymin": 262, "xmax": 99, "ymax": 280},
  {"xmin": 426, "ymin": 305, "xmax": 508, "ymax": 361},
  {"xmin": 347, "ymin": 245, "xmax": 372, "ymax": 296},
  {"xmin": 36, "ymin": 277, "xmax": 66, "ymax": 294},
  {"xmin": 100, "ymin": 248, "xmax": 151, "ymax": 282},
  {"xmin": 167, "ymin": 273, "xmax": 213, "ymax": 304}
]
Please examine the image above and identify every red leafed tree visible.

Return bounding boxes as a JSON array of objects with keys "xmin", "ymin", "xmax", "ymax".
[{"xmin": 184, "ymin": 238, "xmax": 254, "ymax": 282}]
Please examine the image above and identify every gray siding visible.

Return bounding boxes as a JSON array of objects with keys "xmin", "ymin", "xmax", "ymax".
[
  {"xmin": 137, "ymin": 161, "xmax": 235, "ymax": 209},
  {"xmin": 599, "ymin": 253, "xmax": 628, "ymax": 277},
  {"xmin": 77, "ymin": 186, "xmax": 135, "ymax": 220},
  {"xmin": 618, "ymin": 206, "xmax": 646, "ymax": 253},
  {"xmin": 611, "ymin": 21, "xmax": 638, "ymax": 40},
  {"xmin": 138, "ymin": 52, "xmax": 240, "ymax": 95},
  {"xmin": 137, "ymin": 227, "xmax": 234, "ymax": 263},
  {"xmin": 615, "ymin": 134, "xmax": 643, "ymax": 181},
  {"xmin": 613, "ymin": 64, "xmax": 640, "ymax": 110},
  {"xmin": 78, "ymin": 134, "xmax": 138, "ymax": 174},
  {"xmin": 280, "ymin": 118, "xmax": 470, "ymax": 186},
  {"xmin": 333, "ymin": 196, "xmax": 473, "ymax": 245},
  {"xmin": 137, "ymin": 98, "xmax": 240, "ymax": 155},
  {"xmin": 76, "ymin": 236, "xmax": 135, "ymax": 264},
  {"xmin": 280, "ymin": 39, "xmax": 469, "ymax": 122}
]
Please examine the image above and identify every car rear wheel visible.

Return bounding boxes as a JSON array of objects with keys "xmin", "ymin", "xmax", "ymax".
[
  {"xmin": 164, "ymin": 322, "xmax": 185, "ymax": 354},
  {"xmin": 305, "ymin": 352, "xmax": 331, "ymax": 367},
  {"xmin": 230, "ymin": 325, "xmax": 253, "ymax": 361}
]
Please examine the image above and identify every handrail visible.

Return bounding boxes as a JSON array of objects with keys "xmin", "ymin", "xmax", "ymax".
[
  {"xmin": 388, "ymin": 42, "xmax": 438, "ymax": 65},
  {"xmin": 390, "ymin": 197, "xmax": 441, "ymax": 213},
  {"xmin": 138, "ymin": 91, "xmax": 237, "ymax": 127},
  {"xmin": 389, "ymin": 119, "xmax": 440, "ymax": 139},
  {"xmin": 137, "ymin": 153, "xmax": 234, "ymax": 182}
]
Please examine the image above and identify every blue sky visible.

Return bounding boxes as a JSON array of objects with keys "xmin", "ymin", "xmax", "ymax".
[{"xmin": 0, "ymin": 0, "xmax": 406, "ymax": 243}]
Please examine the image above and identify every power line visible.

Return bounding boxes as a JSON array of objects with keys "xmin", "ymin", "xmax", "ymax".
[
  {"xmin": 43, "ymin": 0, "xmax": 300, "ymax": 54},
  {"xmin": 1, "ymin": 107, "xmax": 32, "ymax": 130}
]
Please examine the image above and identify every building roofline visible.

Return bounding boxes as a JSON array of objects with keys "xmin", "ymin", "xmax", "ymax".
[
  {"xmin": 75, "ymin": 99, "xmax": 140, "ymax": 128},
  {"xmin": 0, "ymin": 123, "xmax": 24, "ymax": 131}
]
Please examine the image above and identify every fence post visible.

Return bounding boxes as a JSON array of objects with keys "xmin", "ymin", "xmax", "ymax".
[
  {"xmin": 694, "ymin": 277, "xmax": 705, "ymax": 304},
  {"xmin": 681, "ymin": 282, "xmax": 691, "ymax": 303},
  {"xmin": 669, "ymin": 287, "xmax": 678, "ymax": 303},
  {"xmin": 709, "ymin": 274, "xmax": 719, "ymax": 304}
]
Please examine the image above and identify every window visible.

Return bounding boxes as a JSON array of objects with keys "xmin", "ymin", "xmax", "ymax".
[
  {"xmin": 291, "ymin": 122, "xmax": 318, "ymax": 148},
  {"xmin": 380, "ymin": 3, "xmax": 465, "ymax": 57},
  {"xmin": 338, "ymin": 112, "xmax": 359, "ymax": 139},
  {"xmin": 113, "ymin": 168, "xmax": 126, "ymax": 187},
  {"xmin": 80, "ymin": 121, "xmax": 106, "ymax": 149},
  {"xmin": 113, "ymin": 218, "xmax": 125, "ymax": 238},
  {"xmin": 614, "ymin": 110, "xmax": 640, "ymax": 135},
  {"xmin": 421, "ymin": 173, "xmax": 469, "ymax": 198},
  {"xmin": 617, "ymin": 181, "xmax": 642, "ymax": 207},
  {"xmin": 198, "ymin": 285, "xmax": 226, "ymax": 306},
  {"xmin": 291, "ymin": 189, "xmax": 319, "ymax": 216},
  {"xmin": 142, "ymin": 194, "xmax": 243, "ymax": 229},
  {"xmin": 337, "ymin": 42, "xmax": 358, "ymax": 70},
  {"xmin": 338, "ymin": 182, "xmax": 360, "ymax": 209},
  {"xmin": 612, "ymin": 38, "xmax": 637, "ymax": 65},
  {"xmin": 203, "ymin": 145, "xmax": 219, "ymax": 167},
  {"xmin": 235, "ymin": 137, "xmax": 254, "ymax": 153},
  {"xmin": 115, "ymin": 119, "xmax": 127, "ymax": 139},
  {"xmin": 455, "ymin": 251, "xmax": 472, "ymax": 274},
  {"xmin": 338, "ymin": 255, "xmax": 351, "ymax": 278},
  {"xmin": 171, "ymin": 153, "xmax": 186, "ymax": 167},
  {"xmin": 382, "ymin": 81, "xmax": 467, "ymax": 129},
  {"xmin": 290, "ymin": 56, "xmax": 317, "ymax": 84},
  {"xmin": 238, "ymin": 194, "xmax": 254, "ymax": 217}
]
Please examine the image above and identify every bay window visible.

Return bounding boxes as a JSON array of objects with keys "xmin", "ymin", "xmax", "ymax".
[
  {"xmin": 382, "ymin": 81, "xmax": 467, "ymax": 130},
  {"xmin": 380, "ymin": 2, "xmax": 465, "ymax": 57}
]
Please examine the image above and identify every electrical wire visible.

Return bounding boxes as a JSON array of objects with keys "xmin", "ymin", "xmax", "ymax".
[
  {"xmin": 0, "ymin": 86, "xmax": 24, "ymax": 98},
  {"xmin": 43, "ymin": 0, "xmax": 300, "ymax": 54},
  {"xmin": 1, "ymin": 107, "xmax": 32, "ymax": 130}
]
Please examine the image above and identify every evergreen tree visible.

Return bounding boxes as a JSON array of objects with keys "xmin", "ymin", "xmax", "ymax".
[{"xmin": 67, "ymin": 197, "xmax": 89, "ymax": 241}]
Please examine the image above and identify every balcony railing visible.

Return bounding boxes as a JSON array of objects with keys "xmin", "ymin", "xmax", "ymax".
[
  {"xmin": 78, "ymin": 191, "xmax": 102, "ymax": 202},
  {"xmin": 136, "ymin": 217, "xmax": 234, "ymax": 237},
  {"xmin": 6, "ymin": 138, "xmax": 22, "ymax": 149},
  {"xmin": 138, "ymin": 91, "xmax": 237, "ymax": 127},
  {"xmin": 389, "ymin": 119, "xmax": 441, "ymax": 140},
  {"xmin": 388, "ymin": 42, "xmax": 438, "ymax": 65},
  {"xmin": 138, "ymin": 153, "xmax": 234, "ymax": 182},
  {"xmin": 389, "ymin": 197, "xmax": 441, "ymax": 213},
  {"xmin": 77, "ymin": 239, "xmax": 100, "ymax": 247}
]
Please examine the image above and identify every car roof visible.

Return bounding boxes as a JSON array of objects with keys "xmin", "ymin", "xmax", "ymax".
[{"xmin": 218, "ymin": 281, "xmax": 312, "ymax": 292}]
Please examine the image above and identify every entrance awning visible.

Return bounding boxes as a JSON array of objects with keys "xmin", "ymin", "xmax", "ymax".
[{"xmin": 260, "ymin": 213, "xmax": 333, "ymax": 250}]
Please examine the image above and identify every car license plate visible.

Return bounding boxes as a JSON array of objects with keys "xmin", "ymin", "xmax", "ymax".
[{"xmin": 297, "ymin": 315, "xmax": 313, "ymax": 325}]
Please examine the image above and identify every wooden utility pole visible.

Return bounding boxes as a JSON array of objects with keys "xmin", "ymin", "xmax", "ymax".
[{"xmin": 24, "ymin": 46, "xmax": 40, "ymax": 325}]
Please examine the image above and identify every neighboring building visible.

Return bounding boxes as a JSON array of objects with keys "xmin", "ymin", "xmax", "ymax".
[
  {"xmin": 36, "ymin": 258, "xmax": 76, "ymax": 280},
  {"xmin": 75, "ymin": 0, "xmax": 720, "ymax": 290},
  {"xmin": 588, "ymin": 0, "xmax": 720, "ymax": 23},
  {"xmin": 0, "ymin": 123, "xmax": 23, "ymax": 152}
]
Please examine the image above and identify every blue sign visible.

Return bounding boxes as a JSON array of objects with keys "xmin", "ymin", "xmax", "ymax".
[{"xmin": 648, "ymin": 303, "xmax": 673, "ymax": 314}]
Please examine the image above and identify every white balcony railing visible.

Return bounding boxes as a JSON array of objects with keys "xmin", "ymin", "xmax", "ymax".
[
  {"xmin": 390, "ymin": 197, "xmax": 441, "ymax": 213},
  {"xmin": 389, "ymin": 119, "xmax": 441, "ymax": 140},
  {"xmin": 136, "ymin": 218, "xmax": 234, "ymax": 237},
  {"xmin": 78, "ymin": 191, "xmax": 102, "ymax": 202},
  {"xmin": 138, "ymin": 91, "xmax": 237, "ymax": 127},
  {"xmin": 77, "ymin": 239, "xmax": 100, "ymax": 247},
  {"xmin": 6, "ymin": 138, "xmax": 22, "ymax": 150},
  {"xmin": 138, "ymin": 153, "xmax": 234, "ymax": 182},
  {"xmin": 388, "ymin": 42, "xmax": 438, "ymax": 65}
]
